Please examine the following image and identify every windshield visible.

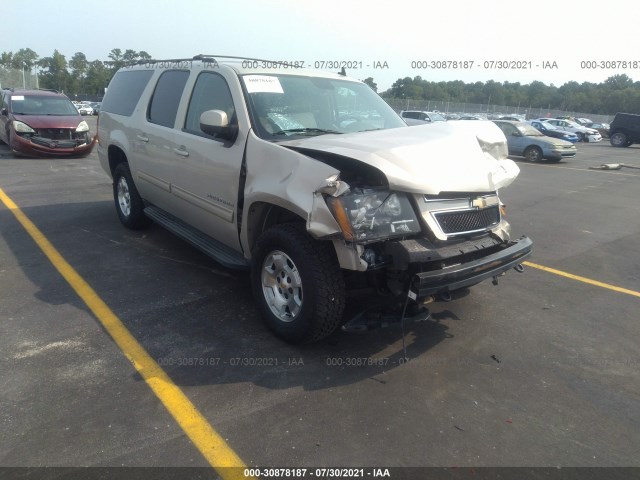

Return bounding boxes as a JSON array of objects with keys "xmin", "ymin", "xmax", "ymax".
[
  {"xmin": 241, "ymin": 74, "xmax": 406, "ymax": 139},
  {"xmin": 11, "ymin": 95, "xmax": 78, "ymax": 116},
  {"xmin": 429, "ymin": 112, "xmax": 446, "ymax": 122},
  {"xmin": 517, "ymin": 123, "xmax": 544, "ymax": 136}
]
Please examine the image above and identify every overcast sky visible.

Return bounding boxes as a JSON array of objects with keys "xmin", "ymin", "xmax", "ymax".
[{"xmin": 4, "ymin": 0, "xmax": 639, "ymax": 91}]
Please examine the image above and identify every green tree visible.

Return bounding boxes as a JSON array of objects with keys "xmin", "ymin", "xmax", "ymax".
[
  {"xmin": 69, "ymin": 52, "xmax": 89, "ymax": 94},
  {"xmin": 38, "ymin": 50, "xmax": 70, "ymax": 92},
  {"xmin": 605, "ymin": 74, "xmax": 633, "ymax": 90},
  {"xmin": 85, "ymin": 60, "xmax": 111, "ymax": 96},
  {"xmin": 362, "ymin": 77, "xmax": 377, "ymax": 92},
  {"xmin": 11, "ymin": 48, "xmax": 39, "ymax": 71}
]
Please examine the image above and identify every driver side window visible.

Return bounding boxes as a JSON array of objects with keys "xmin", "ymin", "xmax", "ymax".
[
  {"xmin": 185, "ymin": 72, "xmax": 236, "ymax": 139},
  {"xmin": 500, "ymin": 123, "xmax": 517, "ymax": 136}
]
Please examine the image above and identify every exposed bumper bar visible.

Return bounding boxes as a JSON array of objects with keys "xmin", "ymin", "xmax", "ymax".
[{"xmin": 412, "ymin": 236, "xmax": 533, "ymax": 297}]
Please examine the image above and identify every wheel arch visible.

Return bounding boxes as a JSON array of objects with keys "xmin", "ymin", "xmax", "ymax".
[
  {"xmin": 108, "ymin": 145, "xmax": 129, "ymax": 176},
  {"xmin": 245, "ymin": 201, "xmax": 306, "ymax": 254}
]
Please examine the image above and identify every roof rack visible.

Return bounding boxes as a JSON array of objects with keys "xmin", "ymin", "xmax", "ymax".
[
  {"xmin": 2, "ymin": 87, "xmax": 59, "ymax": 93},
  {"xmin": 132, "ymin": 54, "xmax": 299, "ymax": 66}
]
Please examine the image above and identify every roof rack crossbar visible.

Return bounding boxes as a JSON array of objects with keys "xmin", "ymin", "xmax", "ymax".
[
  {"xmin": 1, "ymin": 87, "xmax": 59, "ymax": 93},
  {"xmin": 131, "ymin": 55, "xmax": 299, "ymax": 66}
]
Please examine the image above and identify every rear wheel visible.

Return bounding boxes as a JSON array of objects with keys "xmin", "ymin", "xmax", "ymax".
[
  {"xmin": 112, "ymin": 163, "xmax": 150, "ymax": 229},
  {"xmin": 524, "ymin": 145, "xmax": 543, "ymax": 162},
  {"xmin": 251, "ymin": 223, "xmax": 345, "ymax": 344},
  {"xmin": 610, "ymin": 132, "xmax": 628, "ymax": 147}
]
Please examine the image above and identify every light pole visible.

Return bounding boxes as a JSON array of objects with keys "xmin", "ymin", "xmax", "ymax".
[{"xmin": 22, "ymin": 62, "xmax": 26, "ymax": 88}]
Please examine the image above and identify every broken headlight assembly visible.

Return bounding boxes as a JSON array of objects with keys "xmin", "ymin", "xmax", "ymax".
[
  {"xmin": 13, "ymin": 120, "xmax": 35, "ymax": 135},
  {"xmin": 326, "ymin": 190, "xmax": 421, "ymax": 243}
]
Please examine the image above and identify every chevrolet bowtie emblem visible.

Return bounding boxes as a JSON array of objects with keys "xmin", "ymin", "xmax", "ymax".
[{"xmin": 472, "ymin": 197, "xmax": 487, "ymax": 208}]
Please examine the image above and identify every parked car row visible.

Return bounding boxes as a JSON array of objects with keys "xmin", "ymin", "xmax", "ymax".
[
  {"xmin": 533, "ymin": 118, "xmax": 602, "ymax": 142},
  {"xmin": 73, "ymin": 101, "xmax": 101, "ymax": 116}
]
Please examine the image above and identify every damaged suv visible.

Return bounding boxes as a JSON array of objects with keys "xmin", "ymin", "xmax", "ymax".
[{"xmin": 97, "ymin": 56, "xmax": 532, "ymax": 343}]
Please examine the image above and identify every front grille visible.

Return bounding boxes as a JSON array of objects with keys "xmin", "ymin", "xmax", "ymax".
[
  {"xmin": 25, "ymin": 128, "xmax": 89, "ymax": 148},
  {"xmin": 434, "ymin": 206, "xmax": 500, "ymax": 235},
  {"xmin": 35, "ymin": 128, "xmax": 74, "ymax": 140},
  {"xmin": 31, "ymin": 137, "xmax": 80, "ymax": 148}
]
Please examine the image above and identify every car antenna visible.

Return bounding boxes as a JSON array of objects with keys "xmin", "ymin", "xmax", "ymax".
[{"xmin": 338, "ymin": 67, "xmax": 346, "ymax": 76}]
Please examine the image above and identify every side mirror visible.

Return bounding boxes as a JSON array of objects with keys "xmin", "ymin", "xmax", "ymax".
[
  {"xmin": 511, "ymin": 132, "xmax": 521, "ymax": 137},
  {"xmin": 200, "ymin": 109, "xmax": 238, "ymax": 142},
  {"xmin": 0, "ymin": 108, "xmax": 7, "ymax": 116}
]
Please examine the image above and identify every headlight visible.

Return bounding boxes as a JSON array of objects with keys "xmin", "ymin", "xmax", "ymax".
[
  {"xmin": 76, "ymin": 121, "xmax": 89, "ymax": 132},
  {"xmin": 13, "ymin": 120, "xmax": 35, "ymax": 133},
  {"xmin": 326, "ymin": 190, "xmax": 421, "ymax": 243}
]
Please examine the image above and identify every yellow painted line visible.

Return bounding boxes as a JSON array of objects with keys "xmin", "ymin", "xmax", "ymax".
[
  {"xmin": 0, "ymin": 187, "xmax": 252, "ymax": 480},
  {"xmin": 524, "ymin": 261, "xmax": 640, "ymax": 299}
]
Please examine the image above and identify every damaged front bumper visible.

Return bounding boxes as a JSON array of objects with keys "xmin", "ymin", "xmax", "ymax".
[{"xmin": 397, "ymin": 236, "xmax": 533, "ymax": 298}]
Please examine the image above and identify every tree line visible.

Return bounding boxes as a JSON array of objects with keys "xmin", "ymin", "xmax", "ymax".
[
  {"xmin": 379, "ymin": 75, "xmax": 640, "ymax": 115},
  {"xmin": 0, "ymin": 48, "xmax": 152, "ymax": 97},
  {"xmin": 2, "ymin": 48, "xmax": 639, "ymax": 114}
]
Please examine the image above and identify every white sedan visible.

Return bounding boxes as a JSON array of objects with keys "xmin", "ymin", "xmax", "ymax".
[
  {"xmin": 543, "ymin": 119, "xmax": 602, "ymax": 142},
  {"xmin": 76, "ymin": 104, "xmax": 94, "ymax": 116}
]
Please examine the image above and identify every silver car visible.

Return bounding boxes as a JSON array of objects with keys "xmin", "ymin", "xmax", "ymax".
[{"xmin": 493, "ymin": 120, "xmax": 577, "ymax": 162}]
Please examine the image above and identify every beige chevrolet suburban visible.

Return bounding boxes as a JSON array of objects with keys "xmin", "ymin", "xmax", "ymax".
[{"xmin": 97, "ymin": 55, "xmax": 532, "ymax": 343}]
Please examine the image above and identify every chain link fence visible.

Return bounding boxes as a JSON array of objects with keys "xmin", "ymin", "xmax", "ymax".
[
  {"xmin": 0, "ymin": 67, "xmax": 39, "ymax": 90},
  {"xmin": 384, "ymin": 98, "xmax": 614, "ymax": 124}
]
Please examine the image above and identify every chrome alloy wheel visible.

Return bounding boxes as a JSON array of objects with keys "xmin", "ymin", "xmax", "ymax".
[
  {"xmin": 117, "ymin": 176, "xmax": 131, "ymax": 217},
  {"xmin": 261, "ymin": 250, "xmax": 303, "ymax": 322}
]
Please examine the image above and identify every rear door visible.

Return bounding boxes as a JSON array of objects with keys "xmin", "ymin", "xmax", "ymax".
[{"xmin": 132, "ymin": 70, "xmax": 190, "ymax": 212}]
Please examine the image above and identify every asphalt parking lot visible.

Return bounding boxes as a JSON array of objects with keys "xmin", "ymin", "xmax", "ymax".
[{"xmin": 1, "ymin": 117, "xmax": 639, "ymax": 476}]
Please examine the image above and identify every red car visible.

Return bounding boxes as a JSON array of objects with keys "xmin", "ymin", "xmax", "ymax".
[{"xmin": 0, "ymin": 88, "xmax": 95, "ymax": 157}]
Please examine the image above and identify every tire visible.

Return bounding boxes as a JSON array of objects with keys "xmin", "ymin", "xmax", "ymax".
[
  {"xmin": 251, "ymin": 223, "xmax": 345, "ymax": 344},
  {"xmin": 524, "ymin": 145, "xmax": 543, "ymax": 162},
  {"xmin": 112, "ymin": 163, "xmax": 150, "ymax": 229},
  {"xmin": 610, "ymin": 132, "xmax": 628, "ymax": 147}
]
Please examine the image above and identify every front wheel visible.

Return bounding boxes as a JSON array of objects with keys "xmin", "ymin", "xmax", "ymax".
[
  {"xmin": 251, "ymin": 223, "xmax": 345, "ymax": 344},
  {"xmin": 610, "ymin": 132, "xmax": 628, "ymax": 147},
  {"xmin": 112, "ymin": 163, "xmax": 150, "ymax": 229},
  {"xmin": 524, "ymin": 145, "xmax": 543, "ymax": 162}
]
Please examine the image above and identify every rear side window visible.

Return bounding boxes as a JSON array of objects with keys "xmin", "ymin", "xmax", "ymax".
[
  {"xmin": 148, "ymin": 70, "xmax": 190, "ymax": 128},
  {"xmin": 101, "ymin": 70, "xmax": 154, "ymax": 116}
]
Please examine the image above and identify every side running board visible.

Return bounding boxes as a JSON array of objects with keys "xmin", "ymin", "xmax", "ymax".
[{"xmin": 144, "ymin": 205, "xmax": 249, "ymax": 270}]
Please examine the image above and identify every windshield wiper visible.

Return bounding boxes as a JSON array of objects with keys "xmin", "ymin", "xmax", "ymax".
[{"xmin": 272, "ymin": 128, "xmax": 342, "ymax": 135}]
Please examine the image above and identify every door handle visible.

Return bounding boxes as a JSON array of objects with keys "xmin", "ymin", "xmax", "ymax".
[
  {"xmin": 173, "ymin": 147, "xmax": 189, "ymax": 157},
  {"xmin": 136, "ymin": 134, "xmax": 149, "ymax": 142}
]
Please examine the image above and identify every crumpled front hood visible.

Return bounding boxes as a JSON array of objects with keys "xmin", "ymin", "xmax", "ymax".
[{"xmin": 279, "ymin": 121, "xmax": 520, "ymax": 195}]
